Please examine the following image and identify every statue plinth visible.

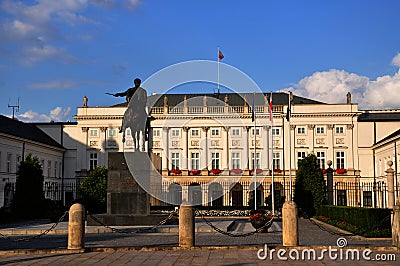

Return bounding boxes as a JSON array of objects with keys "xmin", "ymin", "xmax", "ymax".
[{"xmin": 87, "ymin": 152, "xmax": 165, "ymax": 226}]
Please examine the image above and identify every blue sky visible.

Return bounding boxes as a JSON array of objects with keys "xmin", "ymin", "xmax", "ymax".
[{"xmin": 1, "ymin": 0, "xmax": 400, "ymax": 122}]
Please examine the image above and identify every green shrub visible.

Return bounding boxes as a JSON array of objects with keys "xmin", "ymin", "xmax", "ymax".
[
  {"xmin": 12, "ymin": 154, "xmax": 46, "ymax": 218},
  {"xmin": 317, "ymin": 205, "xmax": 391, "ymax": 237},
  {"xmin": 78, "ymin": 166, "xmax": 107, "ymax": 213},
  {"xmin": 294, "ymin": 154, "xmax": 327, "ymax": 216}
]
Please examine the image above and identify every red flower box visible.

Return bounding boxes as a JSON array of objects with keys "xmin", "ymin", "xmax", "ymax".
[
  {"xmin": 273, "ymin": 169, "xmax": 282, "ymax": 173},
  {"xmin": 322, "ymin": 169, "xmax": 327, "ymax": 174},
  {"xmin": 210, "ymin": 169, "xmax": 221, "ymax": 175},
  {"xmin": 251, "ymin": 168, "xmax": 263, "ymax": 175},
  {"xmin": 230, "ymin": 169, "xmax": 242, "ymax": 175},
  {"xmin": 335, "ymin": 168, "xmax": 347, "ymax": 174},
  {"xmin": 190, "ymin": 169, "xmax": 201, "ymax": 175},
  {"xmin": 169, "ymin": 169, "xmax": 182, "ymax": 175}
]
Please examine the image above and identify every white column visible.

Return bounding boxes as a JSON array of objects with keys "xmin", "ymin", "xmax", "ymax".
[
  {"xmin": 262, "ymin": 125, "xmax": 269, "ymax": 170},
  {"xmin": 347, "ymin": 124, "xmax": 355, "ymax": 170},
  {"xmin": 201, "ymin": 127, "xmax": 209, "ymax": 170},
  {"xmin": 223, "ymin": 126, "xmax": 230, "ymax": 170},
  {"xmin": 243, "ymin": 126, "xmax": 249, "ymax": 170},
  {"xmin": 182, "ymin": 127, "xmax": 189, "ymax": 171},
  {"xmin": 162, "ymin": 127, "xmax": 169, "ymax": 171}
]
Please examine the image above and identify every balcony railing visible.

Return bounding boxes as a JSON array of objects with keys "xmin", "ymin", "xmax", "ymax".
[{"xmin": 150, "ymin": 105, "xmax": 283, "ymax": 115}]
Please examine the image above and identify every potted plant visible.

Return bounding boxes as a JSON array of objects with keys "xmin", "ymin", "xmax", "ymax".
[
  {"xmin": 230, "ymin": 168, "xmax": 242, "ymax": 175},
  {"xmin": 190, "ymin": 169, "xmax": 201, "ymax": 176},
  {"xmin": 335, "ymin": 168, "xmax": 347, "ymax": 174},
  {"xmin": 248, "ymin": 209, "xmax": 274, "ymax": 232},
  {"xmin": 210, "ymin": 169, "xmax": 221, "ymax": 175},
  {"xmin": 169, "ymin": 169, "xmax": 182, "ymax": 175},
  {"xmin": 321, "ymin": 169, "xmax": 327, "ymax": 174}
]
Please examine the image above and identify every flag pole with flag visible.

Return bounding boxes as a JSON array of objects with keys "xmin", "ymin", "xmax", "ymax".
[
  {"xmin": 217, "ymin": 48, "xmax": 224, "ymax": 94},
  {"xmin": 269, "ymin": 91, "xmax": 275, "ymax": 214},
  {"xmin": 287, "ymin": 91, "xmax": 293, "ymax": 201},
  {"xmin": 252, "ymin": 92, "xmax": 257, "ymax": 210}
]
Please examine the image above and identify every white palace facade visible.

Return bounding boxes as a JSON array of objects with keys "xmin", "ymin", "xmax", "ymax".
[{"xmin": 2, "ymin": 91, "xmax": 400, "ymax": 208}]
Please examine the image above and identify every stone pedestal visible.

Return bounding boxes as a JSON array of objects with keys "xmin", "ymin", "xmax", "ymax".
[
  {"xmin": 179, "ymin": 202, "xmax": 195, "ymax": 247},
  {"xmin": 87, "ymin": 152, "xmax": 165, "ymax": 226}
]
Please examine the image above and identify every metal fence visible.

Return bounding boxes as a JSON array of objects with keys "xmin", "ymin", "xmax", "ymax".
[{"xmin": 3, "ymin": 180, "xmax": 395, "ymax": 209}]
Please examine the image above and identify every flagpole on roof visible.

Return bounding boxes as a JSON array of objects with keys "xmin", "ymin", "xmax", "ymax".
[
  {"xmin": 217, "ymin": 48, "xmax": 224, "ymax": 94},
  {"xmin": 269, "ymin": 91, "xmax": 275, "ymax": 215},
  {"xmin": 253, "ymin": 92, "xmax": 257, "ymax": 210},
  {"xmin": 288, "ymin": 91, "xmax": 293, "ymax": 201}
]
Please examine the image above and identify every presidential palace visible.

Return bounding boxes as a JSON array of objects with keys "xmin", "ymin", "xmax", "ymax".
[{"xmin": 1, "ymin": 91, "xmax": 399, "ymax": 209}]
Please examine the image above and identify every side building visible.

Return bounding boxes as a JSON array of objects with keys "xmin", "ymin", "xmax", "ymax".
[{"xmin": 0, "ymin": 115, "xmax": 65, "ymax": 207}]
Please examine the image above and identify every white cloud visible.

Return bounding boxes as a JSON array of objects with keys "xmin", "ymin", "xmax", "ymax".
[
  {"xmin": 28, "ymin": 80, "xmax": 77, "ymax": 90},
  {"xmin": 286, "ymin": 57, "xmax": 400, "ymax": 110},
  {"xmin": 20, "ymin": 44, "xmax": 78, "ymax": 66},
  {"xmin": 16, "ymin": 107, "xmax": 72, "ymax": 122},
  {"xmin": 392, "ymin": 53, "xmax": 400, "ymax": 67},
  {"xmin": 0, "ymin": 0, "xmax": 140, "ymax": 65}
]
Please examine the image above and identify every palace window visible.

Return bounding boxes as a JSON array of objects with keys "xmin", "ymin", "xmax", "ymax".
[
  {"xmin": 89, "ymin": 153, "xmax": 98, "ymax": 170},
  {"xmin": 191, "ymin": 152, "xmax": 199, "ymax": 170},
  {"xmin": 48, "ymin": 160, "xmax": 51, "ymax": 177},
  {"xmin": 273, "ymin": 152, "xmax": 281, "ymax": 170},
  {"xmin": 251, "ymin": 152, "xmax": 261, "ymax": 169},
  {"xmin": 211, "ymin": 129, "xmax": 220, "ymax": 136},
  {"xmin": 336, "ymin": 151, "xmax": 345, "ymax": 169},
  {"xmin": 363, "ymin": 191, "xmax": 372, "ymax": 207},
  {"xmin": 316, "ymin": 126, "xmax": 325, "ymax": 134},
  {"xmin": 316, "ymin": 151, "xmax": 326, "ymax": 169},
  {"xmin": 251, "ymin": 128, "xmax": 260, "ymax": 135},
  {"xmin": 297, "ymin": 151, "xmax": 306, "ymax": 166},
  {"xmin": 59, "ymin": 162, "xmax": 62, "ymax": 178},
  {"xmin": 171, "ymin": 153, "xmax": 180, "ymax": 170},
  {"xmin": 335, "ymin": 126, "xmax": 344, "ymax": 134},
  {"xmin": 231, "ymin": 152, "xmax": 241, "ymax": 169},
  {"xmin": 89, "ymin": 129, "xmax": 98, "ymax": 137},
  {"xmin": 231, "ymin": 128, "xmax": 240, "ymax": 136},
  {"xmin": 171, "ymin": 129, "xmax": 180, "ymax": 137},
  {"xmin": 297, "ymin": 127, "xmax": 306, "ymax": 135},
  {"xmin": 152, "ymin": 129, "xmax": 160, "ymax": 137},
  {"xmin": 337, "ymin": 190, "xmax": 347, "ymax": 206},
  {"xmin": 54, "ymin": 162, "xmax": 57, "ymax": 177},
  {"xmin": 7, "ymin": 153, "xmax": 12, "ymax": 173},
  {"xmin": 16, "ymin": 155, "xmax": 21, "ymax": 170},
  {"xmin": 272, "ymin": 127, "xmax": 280, "ymax": 136},
  {"xmin": 108, "ymin": 129, "xmax": 117, "ymax": 137},
  {"xmin": 191, "ymin": 129, "xmax": 200, "ymax": 137},
  {"xmin": 211, "ymin": 152, "xmax": 220, "ymax": 169}
]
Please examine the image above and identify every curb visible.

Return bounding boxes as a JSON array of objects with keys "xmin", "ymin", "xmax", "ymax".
[{"xmin": 0, "ymin": 245, "xmax": 397, "ymax": 256}]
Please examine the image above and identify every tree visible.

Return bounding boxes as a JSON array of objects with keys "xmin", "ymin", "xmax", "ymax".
[
  {"xmin": 13, "ymin": 153, "xmax": 46, "ymax": 218},
  {"xmin": 294, "ymin": 154, "xmax": 327, "ymax": 217},
  {"xmin": 78, "ymin": 166, "xmax": 108, "ymax": 213}
]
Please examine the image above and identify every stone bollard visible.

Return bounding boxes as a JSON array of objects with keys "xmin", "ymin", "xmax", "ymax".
[
  {"xmin": 179, "ymin": 202, "xmax": 195, "ymax": 248},
  {"xmin": 393, "ymin": 201, "xmax": 400, "ymax": 249},
  {"xmin": 68, "ymin": 203, "xmax": 85, "ymax": 250},
  {"xmin": 386, "ymin": 161, "xmax": 395, "ymax": 209},
  {"xmin": 282, "ymin": 201, "xmax": 299, "ymax": 246}
]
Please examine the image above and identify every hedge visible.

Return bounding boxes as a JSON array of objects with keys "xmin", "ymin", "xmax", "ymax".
[{"xmin": 317, "ymin": 205, "xmax": 391, "ymax": 231}]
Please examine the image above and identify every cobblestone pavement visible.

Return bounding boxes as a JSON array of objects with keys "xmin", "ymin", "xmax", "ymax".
[{"xmin": 0, "ymin": 218, "xmax": 397, "ymax": 265}]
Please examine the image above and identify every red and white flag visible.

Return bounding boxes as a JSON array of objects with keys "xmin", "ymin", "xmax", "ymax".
[{"xmin": 218, "ymin": 49, "xmax": 224, "ymax": 60}]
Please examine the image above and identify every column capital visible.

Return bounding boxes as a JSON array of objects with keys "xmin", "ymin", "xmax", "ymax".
[
  {"xmin": 262, "ymin": 125, "xmax": 270, "ymax": 130},
  {"xmin": 327, "ymin": 124, "xmax": 334, "ymax": 130},
  {"xmin": 346, "ymin": 124, "xmax": 354, "ymax": 130},
  {"xmin": 243, "ymin": 126, "xmax": 251, "ymax": 132},
  {"xmin": 162, "ymin": 127, "xmax": 169, "ymax": 132},
  {"xmin": 290, "ymin": 125, "xmax": 296, "ymax": 130},
  {"xmin": 182, "ymin": 126, "xmax": 190, "ymax": 132},
  {"xmin": 100, "ymin": 127, "xmax": 107, "ymax": 132},
  {"xmin": 307, "ymin": 124, "xmax": 315, "ymax": 130},
  {"xmin": 81, "ymin": 127, "xmax": 89, "ymax": 133},
  {"xmin": 223, "ymin": 126, "xmax": 230, "ymax": 132},
  {"xmin": 201, "ymin": 126, "xmax": 209, "ymax": 132}
]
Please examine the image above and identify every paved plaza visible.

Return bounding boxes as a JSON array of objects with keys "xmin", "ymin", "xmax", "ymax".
[{"xmin": 0, "ymin": 217, "xmax": 398, "ymax": 265}]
